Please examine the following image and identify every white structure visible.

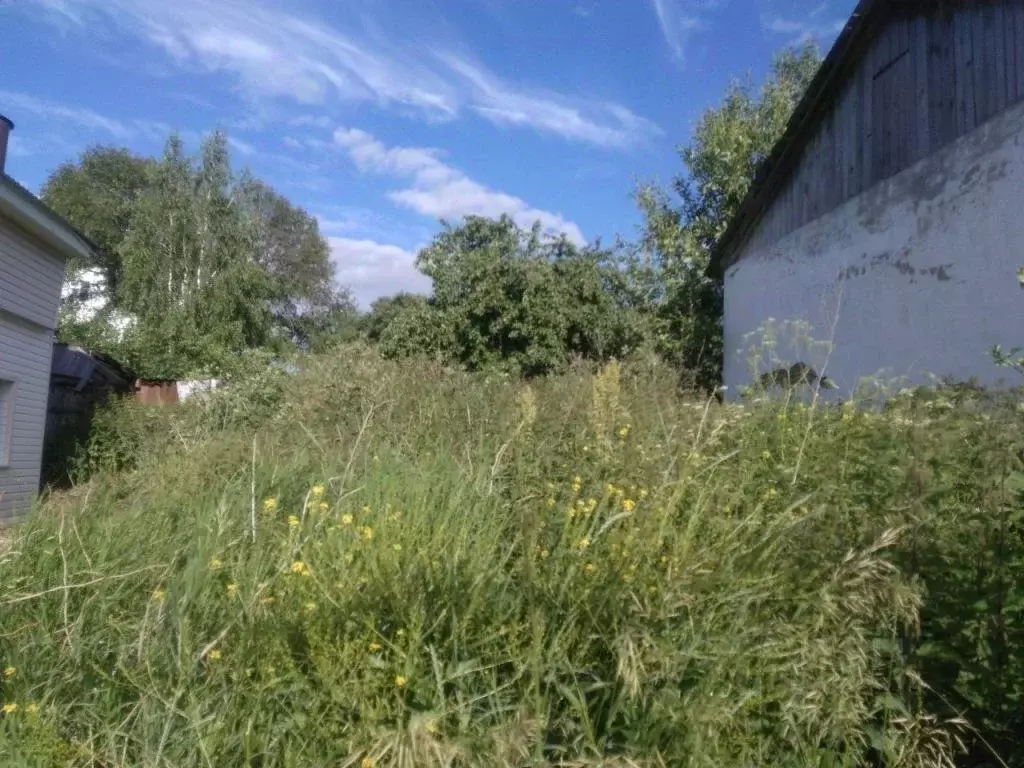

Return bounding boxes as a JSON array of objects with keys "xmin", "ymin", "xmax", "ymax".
[
  {"xmin": 716, "ymin": 0, "xmax": 1024, "ymax": 396},
  {"xmin": 0, "ymin": 115, "xmax": 97, "ymax": 521}
]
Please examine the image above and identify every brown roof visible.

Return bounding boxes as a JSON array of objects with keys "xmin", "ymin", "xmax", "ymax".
[{"xmin": 710, "ymin": 0, "xmax": 944, "ymax": 276}]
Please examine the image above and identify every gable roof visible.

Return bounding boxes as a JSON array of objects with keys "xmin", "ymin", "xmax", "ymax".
[
  {"xmin": 710, "ymin": 0, "xmax": 938, "ymax": 276},
  {"xmin": 0, "ymin": 173, "xmax": 98, "ymax": 263}
]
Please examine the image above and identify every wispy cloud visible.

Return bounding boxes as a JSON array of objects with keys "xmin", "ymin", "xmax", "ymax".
[
  {"xmin": 439, "ymin": 54, "xmax": 661, "ymax": 148},
  {"xmin": 649, "ymin": 0, "xmax": 703, "ymax": 61},
  {"xmin": 227, "ymin": 136, "xmax": 257, "ymax": 156},
  {"xmin": 334, "ymin": 127, "xmax": 586, "ymax": 245},
  {"xmin": 0, "ymin": 90, "xmax": 134, "ymax": 139},
  {"xmin": 328, "ymin": 237, "xmax": 431, "ymax": 308},
  {"xmin": 24, "ymin": 0, "xmax": 656, "ymax": 149},
  {"xmin": 0, "ymin": 90, "xmax": 181, "ymax": 144},
  {"xmin": 764, "ymin": 3, "xmax": 847, "ymax": 46}
]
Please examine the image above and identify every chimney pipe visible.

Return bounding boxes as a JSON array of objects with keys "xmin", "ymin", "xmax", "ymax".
[{"xmin": 0, "ymin": 115, "xmax": 13, "ymax": 175}]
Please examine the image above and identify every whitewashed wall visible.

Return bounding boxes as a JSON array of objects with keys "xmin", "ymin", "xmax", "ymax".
[{"xmin": 724, "ymin": 99, "xmax": 1024, "ymax": 397}]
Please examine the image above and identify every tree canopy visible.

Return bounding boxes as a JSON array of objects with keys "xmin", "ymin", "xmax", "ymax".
[{"xmin": 43, "ymin": 132, "xmax": 350, "ymax": 378}]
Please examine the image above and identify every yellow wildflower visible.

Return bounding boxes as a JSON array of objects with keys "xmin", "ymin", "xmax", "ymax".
[
  {"xmin": 639, "ymin": 489, "xmax": 649, "ymax": 500},
  {"xmin": 288, "ymin": 515, "xmax": 300, "ymax": 528},
  {"xmin": 262, "ymin": 497, "xmax": 279, "ymax": 514},
  {"xmin": 761, "ymin": 450, "xmax": 772, "ymax": 461},
  {"xmin": 152, "ymin": 588, "xmax": 166, "ymax": 603},
  {"xmin": 341, "ymin": 513, "xmax": 354, "ymax": 525},
  {"xmin": 361, "ymin": 505, "xmax": 372, "ymax": 515},
  {"xmin": 571, "ymin": 475, "xmax": 582, "ymax": 494},
  {"xmin": 2, "ymin": 667, "xmax": 15, "ymax": 679},
  {"xmin": 358, "ymin": 525, "xmax": 374, "ymax": 541},
  {"xmin": 539, "ymin": 548, "xmax": 549, "ymax": 559},
  {"xmin": 393, "ymin": 543, "xmax": 402, "ymax": 552},
  {"xmin": 394, "ymin": 675, "xmax": 408, "ymax": 689},
  {"xmin": 311, "ymin": 483, "xmax": 326, "ymax": 499},
  {"xmin": 226, "ymin": 583, "xmax": 239, "ymax": 599},
  {"xmin": 584, "ymin": 563, "xmax": 597, "ymax": 575},
  {"xmin": 362, "ymin": 759, "xmax": 376, "ymax": 768},
  {"xmin": 317, "ymin": 501, "xmax": 330, "ymax": 514},
  {"xmin": 618, "ymin": 424, "xmax": 630, "ymax": 440},
  {"xmin": 2, "ymin": 703, "xmax": 16, "ymax": 715},
  {"xmin": 290, "ymin": 561, "xmax": 312, "ymax": 577},
  {"xmin": 396, "ymin": 629, "xmax": 406, "ymax": 638},
  {"xmin": 765, "ymin": 487, "xmax": 780, "ymax": 500},
  {"xmin": 27, "ymin": 703, "xmax": 38, "ymax": 715},
  {"xmin": 368, "ymin": 641, "xmax": 382, "ymax": 653},
  {"xmin": 208, "ymin": 558, "xmax": 223, "ymax": 571},
  {"xmin": 606, "ymin": 483, "xmax": 616, "ymax": 496},
  {"xmin": 546, "ymin": 497, "xmax": 556, "ymax": 507},
  {"xmin": 623, "ymin": 499, "xmax": 637, "ymax": 513},
  {"xmin": 304, "ymin": 602, "xmax": 317, "ymax": 614},
  {"xmin": 576, "ymin": 537, "xmax": 591, "ymax": 550},
  {"xmin": 208, "ymin": 649, "xmax": 222, "ymax": 661}
]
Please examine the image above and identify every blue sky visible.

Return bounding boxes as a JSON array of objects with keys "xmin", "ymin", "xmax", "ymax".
[{"xmin": 2, "ymin": 0, "xmax": 853, "ymax": 307}]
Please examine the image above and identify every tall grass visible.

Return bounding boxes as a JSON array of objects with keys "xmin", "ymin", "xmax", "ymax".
[{"xmin": 1, "ymin": 347, "xmax": 1019, "ymax": 766}]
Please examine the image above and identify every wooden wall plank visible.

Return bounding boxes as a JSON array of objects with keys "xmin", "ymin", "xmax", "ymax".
[
  {"xmin": 913, "ymin": 14, "xmax": 930, "ymax": 162},
  {"xmin": 972, "ymin": 4, "xmax": 988, "ymax": 125},
  {"xmin": 1012, "ymin": 1, "xmax": 1024, "ymax": 103},
  {"xmin": 740, "ymin": 2, "xmax": 1024, "ymax": 255}
]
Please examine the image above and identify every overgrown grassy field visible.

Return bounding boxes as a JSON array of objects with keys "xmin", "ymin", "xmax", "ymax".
[{"xmin": 2, "ymin": 348, "xmax": 1023, "ymax": 766}]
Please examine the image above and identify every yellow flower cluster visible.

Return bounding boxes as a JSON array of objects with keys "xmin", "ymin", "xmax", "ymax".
[
  {"xmin": 290, "ymin": 561, "xmax": 312, "ymax": 577},
  {"xmin": 3, "ymin": 666, "xmax": 15, "ymax": 679},
  {"xmin": 288, "ymin": 515, "xmax": 300, "ymax": 529},
  {"xmin": 208, "ymin": 558, "xmax": 224, "ymax": 571},
  {"xmin": 571, "ymin": 475, "xmax": 583, "ymax": 494},
  {"xmin": 358, "ymin": 525, "xmax": 374, "ymax": 541}
]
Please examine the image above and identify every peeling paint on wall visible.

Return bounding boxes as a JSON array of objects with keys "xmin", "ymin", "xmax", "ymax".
[{"xmin": 724, "ymin": 99, "xmax": 1024, "ymax": 395}]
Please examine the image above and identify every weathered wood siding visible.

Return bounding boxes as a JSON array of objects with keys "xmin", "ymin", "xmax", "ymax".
[
  {"xmin": 744, "ymin": 1, "xmax": 1024, "ymax": 254},
  {"xmin": 0, "ymin": 213, "xmax": 66, "ymax": 522}
]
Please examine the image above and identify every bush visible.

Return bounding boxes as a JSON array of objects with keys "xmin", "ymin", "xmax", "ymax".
[{"xmin": 4, "ymin": 351, "xmax": 1023, "ymax": 765}]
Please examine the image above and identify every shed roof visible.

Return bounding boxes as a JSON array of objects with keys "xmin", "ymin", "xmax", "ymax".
[{"xmin": 710, "ymin": 0, "xmax": 942, "ymax": 276}]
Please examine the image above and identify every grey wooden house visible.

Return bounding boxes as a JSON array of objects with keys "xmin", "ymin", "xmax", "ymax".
[
  {"xmin": 0, "ymin": 116, "xmax": 96, "ymax": 521},
  {"xmin": 714, "ymin": 0, "xmax": 1024, "ymax": 394}
]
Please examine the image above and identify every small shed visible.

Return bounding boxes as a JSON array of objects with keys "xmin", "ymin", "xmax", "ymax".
[{"xmin": 42, "ymin": 344, "xmax": 133, "ymax": 486}]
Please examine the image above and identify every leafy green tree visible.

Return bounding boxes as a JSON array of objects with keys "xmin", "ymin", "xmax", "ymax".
[
  {"xmin": 638, "ymin": 43, "xmax": 822, "ymax": 390},
  {"xmin": 41, "ymin": 132, "xmax": 346, "ymax": 377},
  {"xmin": 375, "ymin": 216, "xmax": 643, "ymax": 375},
  {"xmin": 236, "ymin": 176, "xmax": 351, "ymax": 347},
  {"xmin": 42, "ymin": 147, "xmax": 153, "ymax": 297}
]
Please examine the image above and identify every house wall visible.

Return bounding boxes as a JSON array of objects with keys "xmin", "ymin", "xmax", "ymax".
[
  {"xmin": 736, "ymin": 2, "xmax": 1024, "ymax": 264},
  {"xmin": 723, "ymin": 96, "xmax": 1024, "ymax": 395},
  {"xmin": 0, "ymin": 214, "xmax": 66, "ymax": 522}
]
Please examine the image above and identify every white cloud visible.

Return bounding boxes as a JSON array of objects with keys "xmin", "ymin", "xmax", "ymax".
[
  {"xmin": 764, "ymin": 13, "xmax": 846, "ymax": 45},
  {"xmin": 227, "ymin": 136, "xmax": 257, "ymax": 156},
  {"xmin": 439, "ymin": 55, "xmax": 661, "ymax": 148},
  {"xmin": 649, "ymin": 0, "xmax": 703, "ymax": 61},
  {"xmin": 0, "ymin": 90, "xmax": 134, "ymax": 138},
  {"xmin": 25, "ymin": 0, "xmax": 657, "ymax": 148},
  {"xmin": 333, "ymin": 126, "xmax": 586, "ymax": 245},
  {"xmin": 328, "ymin": 237, "xmax": 431, "ymax": 307}
]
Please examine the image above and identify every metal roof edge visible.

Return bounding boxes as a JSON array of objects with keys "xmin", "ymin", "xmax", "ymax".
[{"xmin": 0, "ymin": 175, "xmax": 98, "ymax": 264}]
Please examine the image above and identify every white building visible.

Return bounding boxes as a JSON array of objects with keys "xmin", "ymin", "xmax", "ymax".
[
  {"xmin": 715, "ymin": 0, "xmax": 1024, "ymax": 395},
  {"xmin": 0, "ymin": 115, "xmax": 97, "ymax": 521}
]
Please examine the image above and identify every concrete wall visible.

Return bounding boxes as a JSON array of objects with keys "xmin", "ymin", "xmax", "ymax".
[{"xmin": 724, "ymin": 98, "xmax": 1024, "ymax": 397}]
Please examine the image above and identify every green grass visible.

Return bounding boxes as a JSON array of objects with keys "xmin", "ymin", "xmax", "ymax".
[{"xmin": 2, "ymin": 347, "xmax": 1022, "ymax": 766}]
